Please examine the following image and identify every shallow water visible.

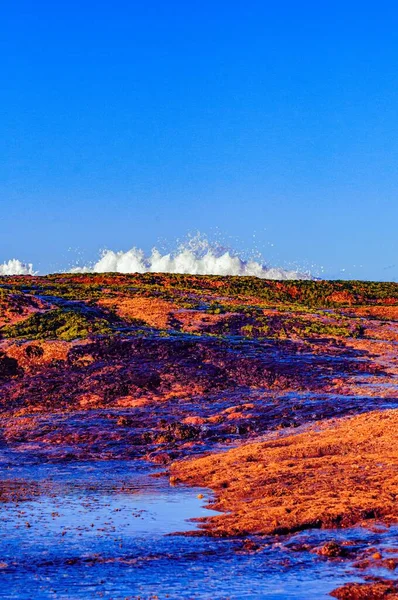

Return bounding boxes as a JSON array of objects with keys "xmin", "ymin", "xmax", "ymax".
[{"xmin": 0, "ymin": 459, "xmax": 383, "ymax": 599}]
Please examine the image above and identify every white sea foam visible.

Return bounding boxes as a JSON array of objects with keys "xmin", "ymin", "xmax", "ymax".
[
  {"xmin": 1, "ymin": 235, "xmax": 313, "ymax": 279},
  {"xmin": 0, "ymin": 259, "xmax": 35, "ymax": 276},
  {"xmin": 71, "ymin": 248, "xmax": 309, "ymax": 279},
  {"xmin": 70, "ymin": 236, "xmax": 312, "ymax": 280}
]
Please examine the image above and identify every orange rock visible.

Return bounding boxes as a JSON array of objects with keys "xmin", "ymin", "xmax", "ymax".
[
  {"xmin": 98, "ymin": 296, "xmax": 177, "ymax": 329},
  {"xmin": 79, "ymin": 393, "xmax": 102, "ymax": 407},
  {"xmin": 171, "ymin": 409, "xmax": 398, "ymax": 537},
  {"xmin": 182, "ymin": 416, "xmax": 206, "ymax": 426}
]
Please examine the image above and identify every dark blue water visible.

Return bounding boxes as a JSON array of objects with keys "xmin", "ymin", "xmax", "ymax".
[{"xmin": 0, "ymin": 459, "xmax": 386, "ymax": 599}]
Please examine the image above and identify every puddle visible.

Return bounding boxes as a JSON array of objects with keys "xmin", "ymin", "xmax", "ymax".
[{"xmin": 0, "ymin": 460, "xmax": 379, "ymax": 599}]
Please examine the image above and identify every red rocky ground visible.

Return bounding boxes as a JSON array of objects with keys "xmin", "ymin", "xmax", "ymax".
[{"xmin": 2, "ymin": 273, "xmax": 398, "ymax": 597}]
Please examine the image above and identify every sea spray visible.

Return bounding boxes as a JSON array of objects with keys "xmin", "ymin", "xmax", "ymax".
[
  {"xmin": 71, "ymin": 235, "xmax": 312, "ymax": 279},
  {"xmin": 71, "ymin": 247, "xmax": 311, "ymax": 279},
  {"xmin": 0, "ymin": 259, "xmax": 35, "ymax": 276},
  {"xmin": 1, "ymin": 235, "xmax": 312, "ymax": 280}
]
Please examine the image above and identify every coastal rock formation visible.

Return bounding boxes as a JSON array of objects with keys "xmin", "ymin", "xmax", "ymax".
[{"xmin": 2, "ymin": 273, "xmax": 398, "ymax": 595}]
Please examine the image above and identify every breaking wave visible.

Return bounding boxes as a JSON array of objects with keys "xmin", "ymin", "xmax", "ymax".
[
  {"xmin": 71, "ymin": 236, "xmax": 312, "ymax": 280},
  {"xmin": 71, "ymin": 248, "xmax": 311, "ymax": 279},
  {"xmin": 0, "ymin": 259, "xmax": 35, "ymax": 276},
  {"xmin": 1, "ymin": 235, "xmax": 313, "ymax": 280}
]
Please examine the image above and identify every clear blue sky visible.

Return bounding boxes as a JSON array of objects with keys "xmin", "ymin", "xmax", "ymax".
[{"xmin": 1, "ymin": 1, "xmax": 398, "ymax": 279}]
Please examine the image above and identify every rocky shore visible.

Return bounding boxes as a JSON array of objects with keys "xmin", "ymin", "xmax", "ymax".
[{"xmin": 2, "ymin": 273, "xmax": 398, "ymax": 597}]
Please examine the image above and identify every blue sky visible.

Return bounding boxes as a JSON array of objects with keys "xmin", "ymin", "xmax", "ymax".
[{"xmin": 1, "ymin": 1, "xmax": 398, "ymax": 279}]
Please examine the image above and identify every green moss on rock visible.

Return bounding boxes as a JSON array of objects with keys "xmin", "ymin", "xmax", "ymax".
[{"xmin": 1, "ymin": 308, "xmax": 112, "ymax": 341}]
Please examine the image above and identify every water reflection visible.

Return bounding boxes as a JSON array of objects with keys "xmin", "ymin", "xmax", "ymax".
[{"xmin": 0, "ymin": 460, "xmax": 381, "ymax": 599}]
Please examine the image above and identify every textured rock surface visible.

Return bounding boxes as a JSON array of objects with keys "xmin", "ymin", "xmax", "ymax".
[{"xmin": 2, "ymin": 274, "xmax": 398, "ymax": 596}]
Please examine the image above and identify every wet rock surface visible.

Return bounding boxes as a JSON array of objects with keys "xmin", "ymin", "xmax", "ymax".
[
  {"xmin": 171, "ymin": 409, "xmax": 398, "ymax": 536},
  {"xmin": 330, "ymin": 580, "xmax": 398, "ymax": 599},
  {"xmin": 1, "ymin": 274, "xmax": 398, "ymax": 597}
]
